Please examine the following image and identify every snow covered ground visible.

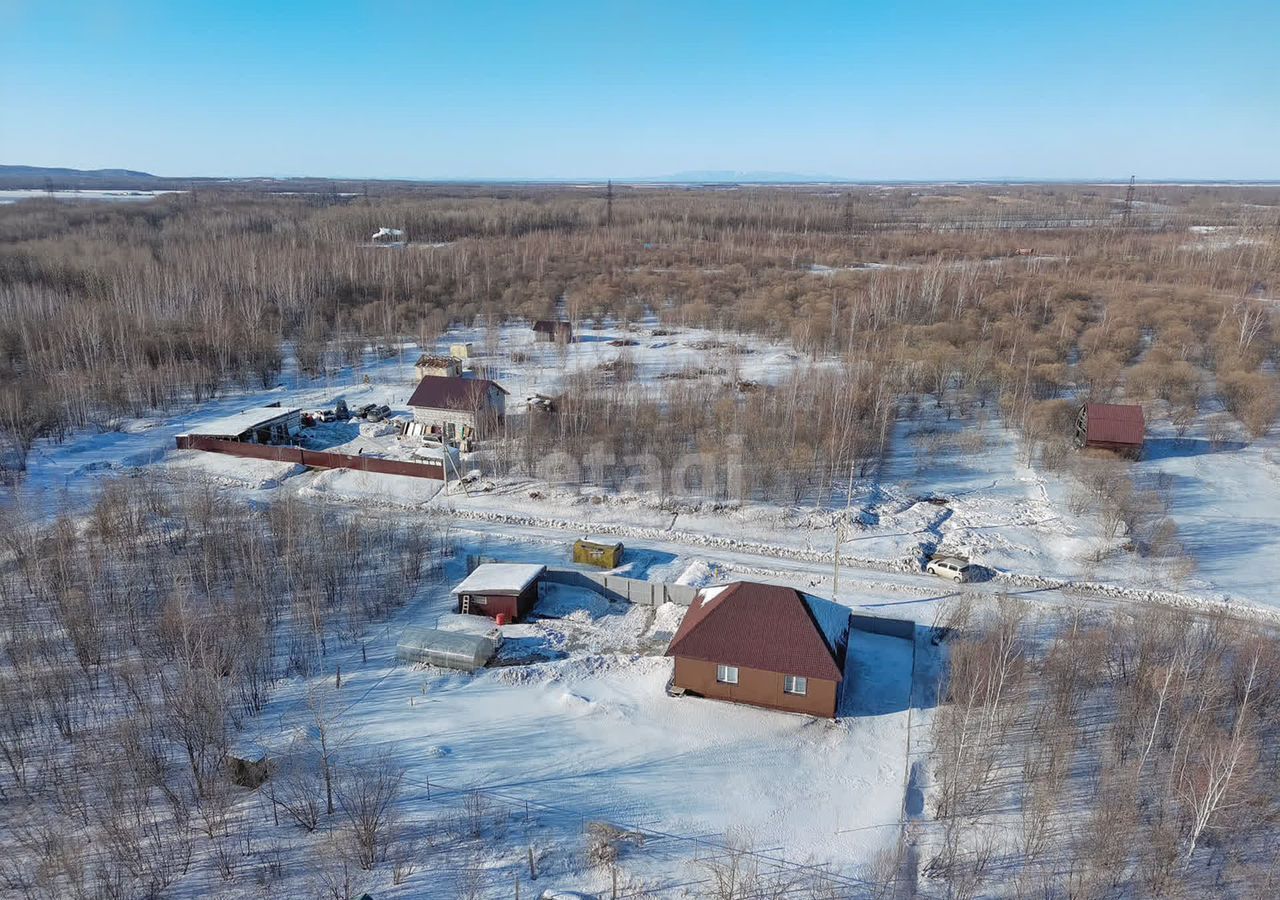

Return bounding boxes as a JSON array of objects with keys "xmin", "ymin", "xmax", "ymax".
[
  {"xmin": 0, "ymin": 188, "xmax": 183, "ymax": 203},
  {"xmin": 7, "ymin": 317, "xmax": 1278, "ymax": 613},
  {"xmin": 1136, "ymin": 415, "xmax": 1280, "ymax": 603},
  {"xmin": 6, "ymin": 305, "xmax": 1277, "ymax": 894},
  {"xmin": 242, "ymin": 543, "xmax": 925, "ymax": 896}
]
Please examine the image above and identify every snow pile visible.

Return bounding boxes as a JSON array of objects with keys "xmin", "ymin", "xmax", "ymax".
[
  {"xmin": 163, "ymin": 451, "xmax": 303, "ymax": 490},
  {"xmin": 529, "ymin": 584, "xmax": 657, "ymax": 654},
  {"xmin": 491, "ymin": 652, "xmax": 641, "ymax": 686},
  {"xmin": 674, "ymin": 559, "xmax": 717, "ymax": 586},
  {"xmin": 534, "ymin": 583, "xmax": 613, "ymax": 619},
  {"xmin": 299, "ymin": 468, "xmax": 443, "ymax": 507},
  {"xmin": 358, "ymin": 421, "xmax": 397, "ymax": 438},
  {"xmin": 646, "ymin": 602, "xmax": 686, "ymax": 642}
]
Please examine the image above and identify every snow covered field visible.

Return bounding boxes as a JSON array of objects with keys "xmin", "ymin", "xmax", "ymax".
[
  {"xmin": 7, "ymin": 317, "xmax": 1279, "ymax": 613},
  {"xmin": 0, "ymin": 188, "xmax": 183, "ymax": 203},
  {"xmin": 5, "ymin": 314, "xmax": 1279, "ymax": 895},
  {"xmin": 239, "ymin": 543, "xmax": 926, "ymax": 896}
]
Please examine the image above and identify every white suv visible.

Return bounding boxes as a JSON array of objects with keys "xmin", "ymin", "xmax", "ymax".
[{"xmin": 926, "ymin": 556, "xmax": 972, "ymax": 583}]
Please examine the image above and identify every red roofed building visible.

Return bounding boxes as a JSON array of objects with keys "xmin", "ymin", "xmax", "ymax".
[
  {"xmin": 1075, "ymin": 402, "xmax": 1145, "ymax": 458},
  {"xmin": 407, "ymin": 375, "xmax": 507, "ymax": 446},
  {"xmin": 665, "ymin": 581, "xmax": 847, "ymax": 718}
]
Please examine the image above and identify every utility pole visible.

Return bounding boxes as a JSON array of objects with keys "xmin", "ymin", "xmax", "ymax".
[
  {"xmin": 1121, "ymin": 175, "xmax": 1136, "ymax": 227},
  {"xmin": 832, "ymin": 521, "xmax": 847, "ymax": 599},
  {"xmin": 605, "ymin": 179, "xmax": 613, "ymax": 227}
]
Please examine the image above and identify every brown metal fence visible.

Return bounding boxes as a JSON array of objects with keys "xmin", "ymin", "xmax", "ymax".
[{"xmin": 175, "ymin": 435, "xmax": 445, "ymax": 480}]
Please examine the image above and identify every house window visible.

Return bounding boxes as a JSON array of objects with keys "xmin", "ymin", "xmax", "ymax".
[
  {"xmin": 716, "ymin": 665, "xmax": 739, "ymax": 685},
  {"xmin": 784, "ymin": 675, "xmax": 808, "ymax": 696}
]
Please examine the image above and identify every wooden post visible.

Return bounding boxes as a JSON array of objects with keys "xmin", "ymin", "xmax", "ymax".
[
  {"xmin": 515, "ymin": 874, "xmax": 520, "ymax": 900},
  {"xmin": 528, "ymin": 845, "xmax": 537, "ymax": 880},
  {"xmin": 612, "ymin": 866, "xmax": 618, "ymax": 899},
  {"xmin": 832, "ymin": 525, "xmax": 839, "ymax": 598},
  {"xmin": 335, "ymin": 665, "xmax": 341, "ymax": 689}
]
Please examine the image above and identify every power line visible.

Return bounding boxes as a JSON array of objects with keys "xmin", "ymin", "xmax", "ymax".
[{"xmin": 1121, "ymin": 175, "xmax": 1136, "ymax": 227}]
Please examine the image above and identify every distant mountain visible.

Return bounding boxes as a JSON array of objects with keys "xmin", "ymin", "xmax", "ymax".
[
  {"xmin": 0, "ymin": 165, "xmax": 157, "ymax": 179},
  {"xmin": 650, "ymin": 170, "xmax": 853, "ymax": 184},
  {"xmin": 0, "ymin": 164, "xmax": 162, "ymax": 190}
]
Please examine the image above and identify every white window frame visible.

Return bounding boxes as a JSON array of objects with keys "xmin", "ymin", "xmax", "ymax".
[
  {"xmin": 716, "ymin": 665, "xmax": 739, "ymax": 685},
  {"xmin": 783, "ymin": 675, "xmax": 808, "ymax": 696}
]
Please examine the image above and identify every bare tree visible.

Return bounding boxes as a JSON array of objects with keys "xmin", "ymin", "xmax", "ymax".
[{"xmin": 335, "ymin": 754, "xmax": 404, "ymax": 869}]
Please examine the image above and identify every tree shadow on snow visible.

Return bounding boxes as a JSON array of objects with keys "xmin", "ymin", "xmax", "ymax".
[{"xmin": 1143, "ymin": 437, "xmax": 1245, "ymax": 460}]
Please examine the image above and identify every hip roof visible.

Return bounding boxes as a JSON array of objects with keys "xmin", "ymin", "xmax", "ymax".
[{"xmin": 665, "ymin": 581, "xmax": 845, "ymax": 682}]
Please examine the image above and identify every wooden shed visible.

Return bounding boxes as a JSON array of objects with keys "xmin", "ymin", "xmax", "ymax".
[
  {"xmin": 1075, "ymin": 402, "xmax": 1145, "ymax": 458},
  {"xmin": 573, "ymin": 537, "xmax": 624, "ymax": 569},
  {"xmin": 452, "ymin": 563, "xmax": 546, "ymax": 621},
  {"xmin": 414, "ymin": 354, "xmax": 462, "ymax": 380},
  {"xmin": 533, "ymin": 320, "xmax": 574, "ymax": 343}
]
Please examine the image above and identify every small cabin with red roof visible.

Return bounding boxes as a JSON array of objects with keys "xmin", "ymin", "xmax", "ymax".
[
  {"xmin": 1075, "ymin": 402, "xmax": 1145, "ymax": 459},
  {"xmin": 665, "ymin": 581, "xmax": 849, "ymax": 718}
]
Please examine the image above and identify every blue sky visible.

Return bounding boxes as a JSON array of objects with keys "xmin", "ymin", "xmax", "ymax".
[{"xmin": 2, "ymin": 0, "xmax": 1277, "ymax": 179}]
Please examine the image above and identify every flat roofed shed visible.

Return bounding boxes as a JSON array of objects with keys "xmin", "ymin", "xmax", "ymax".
[
  {"xmin": 452, "ymin": 563, "xmax": 545, "ymax": 596},
  {"xmin": 181, "ymin": 406, "xmax": 302, "ymax": 441}
]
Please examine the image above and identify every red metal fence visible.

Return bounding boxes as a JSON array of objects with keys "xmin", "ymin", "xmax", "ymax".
[{"xmin": 175, "ymin": 435, "xmax": 445, "ymax": 480}]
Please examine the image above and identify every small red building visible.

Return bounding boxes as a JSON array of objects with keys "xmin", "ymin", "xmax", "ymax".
[
  {"xmin": 1075, "ymin": 402, "xmax": 1145, "ymax": 458},
  {"xmin": 452, "ymin": 563, "xmax": 545, "ymax": 620}
]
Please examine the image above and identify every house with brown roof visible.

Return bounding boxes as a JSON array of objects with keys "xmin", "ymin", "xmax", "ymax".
[
  {"xmin": 665, "ymin": 581, "xmax": 849, "ymax": 718},
  {"xmin": 407, "ymin": 375, "xmax": 507, "ymax": 447},
  {"xmin": 1075, "ymin": 402, "xmax": 1145, "ymax": 458},
  {"xmin": 533, "ymin": 320, "xmax": 573, "ymax": 343}
]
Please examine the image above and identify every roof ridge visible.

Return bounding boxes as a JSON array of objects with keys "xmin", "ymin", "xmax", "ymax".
[{"xmin": 796, "ymin": 592, "xmax": 842, "ymax": 668}]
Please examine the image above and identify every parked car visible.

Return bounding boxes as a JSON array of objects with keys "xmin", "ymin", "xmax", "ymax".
[
  {"xmin": 355, "ymin": 403, "xmax": 378, "ymax": 419},
  {"xmin": 926, "ymin": 555, "xmax": 972, "ymax": 583},
  {"xmin": 319, "ymin": 409, "xmax": 336, "ymax": 423}
]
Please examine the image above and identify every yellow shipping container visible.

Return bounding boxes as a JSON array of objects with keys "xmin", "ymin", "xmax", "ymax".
[{"xmin": 573, "ymin": 538, "xmax": 624, "ymax": 569}]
